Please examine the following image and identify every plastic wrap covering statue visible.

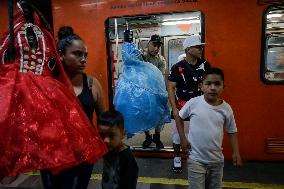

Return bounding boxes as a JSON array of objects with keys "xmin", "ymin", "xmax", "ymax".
[
  {"xmin": 114, "ymin": 42, "xmax": 170, "ymax": 138},
  {"xmin": 0, "ymin": 1, "xmax": 107, "ymax": 177}
]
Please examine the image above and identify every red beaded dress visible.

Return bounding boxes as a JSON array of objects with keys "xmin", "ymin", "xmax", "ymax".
[{"xmin": 0, "ymin": 3, "xmax": 107, "ymax": 177}]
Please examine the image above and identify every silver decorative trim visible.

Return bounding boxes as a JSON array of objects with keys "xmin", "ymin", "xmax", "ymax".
[{"xmin": 17, "ymin": 32, "xmax": 24, "ymax": 72}]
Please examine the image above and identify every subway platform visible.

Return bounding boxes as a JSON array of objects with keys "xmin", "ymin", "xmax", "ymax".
[{"xmin": 0, "ymin": 157, "xmax": 284, "ymax": 189}]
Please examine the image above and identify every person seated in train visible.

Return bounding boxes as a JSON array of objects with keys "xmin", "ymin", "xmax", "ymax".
[
  {"xmin": 142, "ymin": 34, "xmax": 167, "ymax": 149},
  {"xmin": 98, "ymin": 110, "xmax": 138, "ymax": 189},
  {"xmin": 168, "ymin": 35, "xmax": 211, "ymax": 173},
  {"xmin": 175, "ymin": 67, "xmax": 242, "ymax": 189},
  {"xmin": 40, "ymin": 27, "xmax": 107, "ymax": 189},
  {"xmin": 0, "ymin": 0, "xmax": 107, "ymax": 181}
]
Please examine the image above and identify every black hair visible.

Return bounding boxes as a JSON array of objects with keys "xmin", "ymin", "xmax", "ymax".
[
  {"xmin": 204, "ymin": 67, "xmax": 225, "ymax": 81},
  {"xmin": 19, "ymin": 0, "xmax": 34, "ymax": 24},
  {"xmin": 56, "ymin": 26, "xmax": 84, "ymax": 54},
  {"xmin": 6, "ymin": 0, "xmax": 16, "ymax": 61},
  {"xmin": 98, "ymin": 110, "xmax": 124, "ymax": 130},
  {"xmin": 57, "ymin": 26, "xmax": 74, "ymax": 41},
  {"xmin": 57, "ymin": 34, "xmax": 82, "ymax": 54},
  {"xmin": 19, "ymin": 0, "xmax": 52, "ymax": 33}
]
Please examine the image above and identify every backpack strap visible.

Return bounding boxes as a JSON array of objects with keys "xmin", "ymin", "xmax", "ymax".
[{"xmin": 86, "ymin": 75, "xmax": 100, "ymax": 112}]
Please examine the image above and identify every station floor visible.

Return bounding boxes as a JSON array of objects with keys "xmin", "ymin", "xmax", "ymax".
[{"xmin": 1, "ymin": 157, "xmax": 284, "ymax": 189}]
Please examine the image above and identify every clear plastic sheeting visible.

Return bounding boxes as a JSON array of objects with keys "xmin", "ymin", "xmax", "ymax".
[{"xmin": 114, "ymin": 42, "xmax": 171, "ymax": 138}]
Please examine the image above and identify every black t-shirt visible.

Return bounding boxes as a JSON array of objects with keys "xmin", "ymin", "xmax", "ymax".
[
  {"xmin": 102, "ymin": 147, "xmax": 138, "ymax": 189},
  {"xmin": 168, "ymin": 59, "xmax": 211, "ymax": 101}
]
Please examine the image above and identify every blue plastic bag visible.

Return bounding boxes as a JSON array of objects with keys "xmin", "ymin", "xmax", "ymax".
[{"xmin": 114, "ymin": 42, "xmax": 171, "ymax": 138}]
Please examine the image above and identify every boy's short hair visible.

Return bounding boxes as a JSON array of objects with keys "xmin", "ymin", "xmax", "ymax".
[
  {"xmin": 204, "ymin": 67, "xmax": 224, "ymax": 81},
  {"xmin": 98, "ymin": 110, "xmax": 124, "ymax": 130}
]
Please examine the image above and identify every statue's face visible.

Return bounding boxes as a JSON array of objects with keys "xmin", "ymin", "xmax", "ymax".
[
  {"xmin": 26, "ymin": 27, "xmax": 37, "ymax": 49},
  {"xmin": 27, "ymin": 34, "xmax": 35, "ymax": 47}
]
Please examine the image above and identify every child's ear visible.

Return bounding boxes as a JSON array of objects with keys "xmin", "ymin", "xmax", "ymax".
[
  {"xmin": 123, "ymin": 129, "xmax": 126, "ymax": 137},
  {"xmin": 198, "ymin": 82, "xmax": 202, "ymax": 88},
  {"xmin": 120, "ymin": 129, "xmax": 126, "ymax": 140},
  {"xmin": 199, "ymin": 82, "xmax": 204, "ymax": 92}
]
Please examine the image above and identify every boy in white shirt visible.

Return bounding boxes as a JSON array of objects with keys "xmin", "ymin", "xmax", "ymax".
[{"xmin": 175, "ymin": 67, "xmax": 242, "ymax": 189}]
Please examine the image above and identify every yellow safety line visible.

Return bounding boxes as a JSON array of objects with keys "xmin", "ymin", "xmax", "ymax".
[
  {"xmin": 90, "ymin": 174, "xmax": 284, "ymax": 189},
  {"xmin": 29, "ymin": 172, "xmax": 284, "ymax": 189}
]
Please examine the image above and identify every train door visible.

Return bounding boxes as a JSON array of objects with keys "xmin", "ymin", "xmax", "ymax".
[
  {"xmin": 164, "ymin": 36, "xmax": 187, "ymax": 71},
  {"xmin": 105, "ymin": 11, "xmax": 204, "ymax": 155}
]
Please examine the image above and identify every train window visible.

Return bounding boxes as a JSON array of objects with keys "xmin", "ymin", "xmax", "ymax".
[
  {"xmin": 262, "ymin": 6, "xmax": 284, "ymax": 83},
  {"xmin": 105, "ymin": 11, "xmax": 204, "ymax": 151},
  {"xmin": 167, "ymin": 38, "xmax": 187, "ymax": 69}
]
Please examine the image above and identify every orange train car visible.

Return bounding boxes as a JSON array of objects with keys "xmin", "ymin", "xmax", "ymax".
[{"xmin": 1, "ymin": 0, "xmax": 284, "ymax": 161}]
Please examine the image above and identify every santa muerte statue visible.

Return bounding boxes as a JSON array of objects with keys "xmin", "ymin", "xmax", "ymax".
[{"xmin": 0, "ymin": 0, "xmax": 107, "ymax": 177}]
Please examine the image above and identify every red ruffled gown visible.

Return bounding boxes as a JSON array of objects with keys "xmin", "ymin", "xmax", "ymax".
[{"xmin": 0, "ymin": 3, "xmax": 107, "ymax": 177}]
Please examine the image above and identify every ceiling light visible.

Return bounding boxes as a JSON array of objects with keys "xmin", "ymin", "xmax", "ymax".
[
  {"xmin": 162, "ymin": 16, "xmax": 199, "ymax": 22},
  {"xmin": 162, "ymin": 20, "xmax": 200, "ymax": 25},
  {"xmin": 267, "ymin": 14, "xmax": 282, "ymax": 18}
]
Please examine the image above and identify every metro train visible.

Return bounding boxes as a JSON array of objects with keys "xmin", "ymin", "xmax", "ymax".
[{"xmin": 0, "ymin": 0, "xmax": 284, "ymax": 161}]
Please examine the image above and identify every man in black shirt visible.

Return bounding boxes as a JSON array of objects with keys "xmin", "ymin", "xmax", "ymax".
[{"xmin": 168, "ymin": 36, "xmax": 211, "ymax": 173}]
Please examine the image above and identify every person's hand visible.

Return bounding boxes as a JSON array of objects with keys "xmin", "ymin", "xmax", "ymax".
[
  {"xmin": 180, "ymin": 136, "xmax": 191, "ymax": 154},
  {"xmin": 232, "ymin": 153, "xmax": 242, "ymax": 167}
]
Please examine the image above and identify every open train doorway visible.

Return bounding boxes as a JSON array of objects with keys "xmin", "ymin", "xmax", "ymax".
[{"xmin": 105, "ymin": 11, "xmax": 205, "ymax": 155}]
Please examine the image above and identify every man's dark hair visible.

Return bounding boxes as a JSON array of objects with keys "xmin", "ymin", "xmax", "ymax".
[
  {"xmin": 204, "ymin": 67, "xmax": 224, "ymax": 81},
  {"xmin": 149, "ymin": 34, "xmax": 163, "ymax": 45},
  {"xmin": 98, "ymin": 110, "xmax": 124, "ymax": 130}
]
